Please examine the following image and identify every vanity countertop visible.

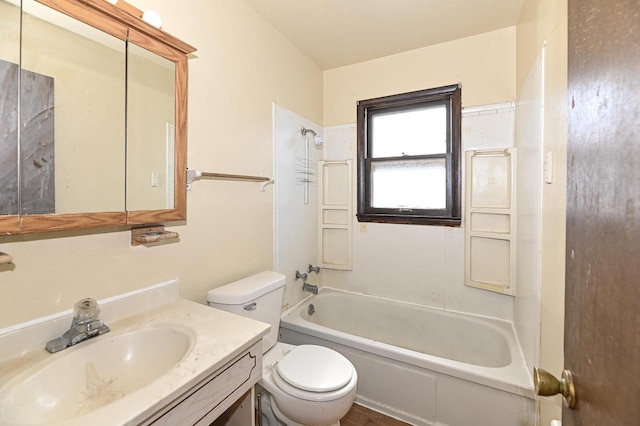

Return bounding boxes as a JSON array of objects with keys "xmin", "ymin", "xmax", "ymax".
[{"xmin": 0, "ymin": 298, "xmax": 270, "ymax": 425}]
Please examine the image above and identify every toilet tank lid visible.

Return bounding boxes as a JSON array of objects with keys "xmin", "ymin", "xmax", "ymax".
[{"xmin": 207, "ymin": 271, "xmax": 286, "ymax": 305}]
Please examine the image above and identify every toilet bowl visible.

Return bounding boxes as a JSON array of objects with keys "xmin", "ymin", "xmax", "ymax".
[
  {"xmin": 260, "ymin": 342, "xmax": 357, "ymax": 426},
  {"xmin": 206, "ymin": 271, "xmax": 357, "ymax": 426}
]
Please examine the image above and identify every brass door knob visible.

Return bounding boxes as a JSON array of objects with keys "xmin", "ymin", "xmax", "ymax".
[{"xmin": 533, "ymin": 367, "xmax": 576, "ymax": 408}]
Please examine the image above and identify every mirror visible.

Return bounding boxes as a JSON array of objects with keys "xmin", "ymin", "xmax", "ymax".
[
  {"xmin": 0, "ymin": 0, "xmax": 194, "ymax": 234},
  {"xmin": 0, "ymin": 0, "xmax": 21, "ymax": 231},
  {"xmin": 127, "ymin": 43, "xmax": 176, "ymax": 211},
  {"xmin": 20, "ymin": 0, "xmax": 127, "ymax": 216}
]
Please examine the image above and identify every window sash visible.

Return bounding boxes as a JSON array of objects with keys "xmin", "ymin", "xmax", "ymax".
[
  {"xmin": 369, "ymin": 101, "xmax": 449, "ymax": 158},
  {"xmin": 356, "ymin": 84, "xmax": 461, "ymax": 226},
  {"xmin": 364, "ymin": 154, "xmax": 453, "ymax": 216}
]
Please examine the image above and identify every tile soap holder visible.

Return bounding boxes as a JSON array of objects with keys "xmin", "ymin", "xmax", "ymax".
[{"xmin": 131, "ymin": 226, "xmax": 179, "ymax": 246}]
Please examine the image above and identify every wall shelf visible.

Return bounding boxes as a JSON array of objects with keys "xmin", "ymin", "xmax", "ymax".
[
  {"xmin": 464, "ymin": 148, "xmax": 516, "ymax": 295},
  {"xmin": 318, "ymin": 160, "xmax": 353, "ymax": 270}
]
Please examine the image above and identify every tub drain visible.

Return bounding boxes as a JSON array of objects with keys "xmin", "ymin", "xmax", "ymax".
[{"xmin": 308, "ymin": 304, "xmax": 315, "ymax": 316}]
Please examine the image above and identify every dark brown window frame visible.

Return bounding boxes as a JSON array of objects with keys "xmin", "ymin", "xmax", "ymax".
[{"xmin": 356, "ymin": 84, "xmax": 462, "ymax": 226}]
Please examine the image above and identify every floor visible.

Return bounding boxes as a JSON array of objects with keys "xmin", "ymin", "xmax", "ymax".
[{"xmin": 341, "ymin": 404, "xmax": 411, "ymax": 426}]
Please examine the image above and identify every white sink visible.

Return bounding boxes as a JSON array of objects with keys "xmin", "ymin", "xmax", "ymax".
[
  {"xmin": 0, "ymin": 325, "xmax": 194, "ymax": 425},
  {"xmin": 0, "ymin": 295, "xmax": 270, "ymax": 426}
]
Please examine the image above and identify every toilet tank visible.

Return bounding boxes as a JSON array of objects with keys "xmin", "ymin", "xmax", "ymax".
[{"xmin": 207, "ymin": 271, "xmax": 286, "ymax": 353}]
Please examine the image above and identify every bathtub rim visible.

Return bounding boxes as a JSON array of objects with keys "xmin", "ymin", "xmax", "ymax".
[{"xmin": 281, "ymin": 287, "xmax": 535, "ymax": 399}]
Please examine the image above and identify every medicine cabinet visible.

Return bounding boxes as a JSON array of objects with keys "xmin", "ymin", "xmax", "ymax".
[{"xmin": 0, "ymin": 0, "xmax": 195, "ymax": 235}]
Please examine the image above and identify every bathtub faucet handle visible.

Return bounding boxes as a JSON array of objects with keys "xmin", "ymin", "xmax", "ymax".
[
  {"xmin": 295, "ymin": 270, "xmax": 308, "ymax": 281},
  {"xmin": 308, "ymin": 264, "xmax": 320, "ymax": 273}
]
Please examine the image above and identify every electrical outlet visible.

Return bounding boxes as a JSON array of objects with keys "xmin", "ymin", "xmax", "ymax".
[
  {"xmin": 151, "ymin": 172, "xmax": 159, "ymax": 187},
  {"xmin": 360, "ymin": 223, "xmax": 367, "ymax": 232}
]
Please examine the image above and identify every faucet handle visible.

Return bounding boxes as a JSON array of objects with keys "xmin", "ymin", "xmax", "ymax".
[
  {"xmin": 73, "ymin": 298, "xmax": 100, "ymax": 321},
  {"xmin": 295, "ymin": 270, "xmax": 308, "ymax": 281},
  {"xmin": 308, "ymin": 264, "xmax": 320, "ymax": 273}
]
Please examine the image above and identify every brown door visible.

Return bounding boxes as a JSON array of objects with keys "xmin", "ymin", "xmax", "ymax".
[{"xmin": 565, "ymin": 0, "xmax": 640, "ymax": 424}]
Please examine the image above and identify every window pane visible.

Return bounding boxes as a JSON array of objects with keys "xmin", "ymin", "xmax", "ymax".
[
  {"xmin": 371, "ymin": 159, "xmax": 446, "ymax": 209},
  {"xmin": 371, "ymin": 105, "xmax": 447, "ymax": 158}
]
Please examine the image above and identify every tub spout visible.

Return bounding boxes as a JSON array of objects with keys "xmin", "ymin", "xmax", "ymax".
[{"xmin": 302, "ymin": 282, "xmax": 318, "ymax": 294}]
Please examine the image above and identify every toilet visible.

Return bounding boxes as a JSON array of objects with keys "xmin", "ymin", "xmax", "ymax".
[{"xmin": 207, "ymin": 271, "xmax": 357, "ymax": 426}]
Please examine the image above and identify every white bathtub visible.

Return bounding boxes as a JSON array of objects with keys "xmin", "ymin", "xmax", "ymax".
[{"xmin": 279, "ymin": 288, "xmax": 535, "ymax": 426}]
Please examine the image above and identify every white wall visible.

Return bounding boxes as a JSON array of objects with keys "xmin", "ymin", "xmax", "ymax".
[
  {"xmin": 515, "ymin": 49, "xmax": 544, "ymax": 373},
  {"xmin": 319, "ymin": 26, "xmax": 518, "ymax": 321},
  {"xmin": 273, "ymin": 105, "xmax": 324, "ymax": 310},
  {"xmin": 322, "ymin": 104, "xmax": 517, "ymax": 321}
]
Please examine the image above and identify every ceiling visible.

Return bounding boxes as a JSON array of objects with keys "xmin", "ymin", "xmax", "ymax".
[{"xmin": 242, "ymin": 0, "xmax": 524, "ymax": 70}]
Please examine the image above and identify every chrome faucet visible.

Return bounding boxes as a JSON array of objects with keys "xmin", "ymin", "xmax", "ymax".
[
  {"xmin": 302, "ymin": 282, "xmax": 318, "ymax": 294},
  {"xmin": 295, "ymin": 270, "xmax": 308, "ymax": 281},
  {"xmin": 45, "ymin": 298, "xmax": 110, "ymax": 353}
]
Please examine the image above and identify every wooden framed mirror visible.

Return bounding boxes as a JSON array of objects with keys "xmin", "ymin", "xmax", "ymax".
[
  {"xmin": 0, "ymin": 0, "xmax": 195, "ymax": 235},
  {"xmin": 125, "ymin": 25, "xmax": 191, "ymax": 225}
]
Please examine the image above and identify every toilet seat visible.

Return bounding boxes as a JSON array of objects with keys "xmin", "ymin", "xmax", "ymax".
[
  {"xmin": 272, "ymin": 364, "xmax": 357, "ymax": 402},
  {"xmin": 276, "ymin": 345, "xmax": 353, "ymax": 392},
  {"xmin": 270, "ymin": 345, "xmax": 357, "ymax": 403}
]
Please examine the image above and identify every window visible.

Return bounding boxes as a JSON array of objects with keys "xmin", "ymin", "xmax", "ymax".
[{"xmin": 356, "ymin": 84, "xmax": 461, "ymax": 226}]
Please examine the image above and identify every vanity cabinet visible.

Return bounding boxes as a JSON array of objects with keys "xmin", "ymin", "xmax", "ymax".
[
  {"xmin": 0, "ymin": 0, "xmax": 195, "ymax": 235},
  {"xmin": 144, "ymin": 341, "xmax": 262, "ymax": 426}
]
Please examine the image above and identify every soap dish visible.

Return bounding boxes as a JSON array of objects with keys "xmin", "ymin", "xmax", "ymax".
[{"xmin": 131, "ymin": 226, "xmax": 179, "ymax": 246}]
